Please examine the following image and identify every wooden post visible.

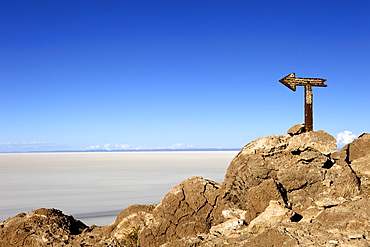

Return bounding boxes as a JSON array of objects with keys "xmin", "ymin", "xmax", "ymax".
[{"xmin": 304, "ymin": 85, "xmax": 313, "ymax": 132}]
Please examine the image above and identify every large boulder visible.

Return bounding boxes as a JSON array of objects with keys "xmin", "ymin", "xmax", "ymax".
[
  {"xmin": 222, "ymin": 129, "xmax": 357, "ymax": 222},
  {"xmin": 0, "ymin": 208, "xmax": 87, "ymax": 247},
  {"xmin": 138, "ymin": 177, "xmax": 221, "ymax": 247}
]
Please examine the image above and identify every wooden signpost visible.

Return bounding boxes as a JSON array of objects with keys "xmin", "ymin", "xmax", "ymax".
[{"xmin": 279, "ymin": 73, "xmax": 327, "ymax": 132}]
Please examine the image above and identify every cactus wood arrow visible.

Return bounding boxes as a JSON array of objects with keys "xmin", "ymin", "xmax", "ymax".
[
  {"xmin": 279, "ymin": 73, "xmax": 328, "ymax": 132},
  {"xmin": 279, "ymin": 73, "xmax": 327, "ymax": 91}
]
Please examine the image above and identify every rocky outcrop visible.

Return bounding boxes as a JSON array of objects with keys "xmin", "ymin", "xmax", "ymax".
[
  {"xmin": 0, "ymin": 205, "xmax": 156, "ymax": 246},
  {"xmin": 0, "ymin": 208, "xmax": 87, "ymax": 246},
  {"xmin": 1, "ymin": 126, "xmax": 370, "ymax": 247},
  {"xmin": 221, "ymin": 130, "xmax": 353, "ymax": 219}
]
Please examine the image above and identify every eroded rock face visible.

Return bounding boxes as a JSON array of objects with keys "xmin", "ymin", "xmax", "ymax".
[
  {"xmin": 351, "ymin": 155, "xmax": 370, "ymax": 195},
  {"xmin": 222, "ymin": 129, "xmax": 357, "ymax": 221},
  {"xmin": 138, "ymin": 177, "xmax": 221, "ymax": 247},
  {"xmin": 347, "ymin": 133, "xmax": 370, "ymax": 162},
  {"xmin": 0, "ymin": 208, "xmax": 87, "ymax": 247}
]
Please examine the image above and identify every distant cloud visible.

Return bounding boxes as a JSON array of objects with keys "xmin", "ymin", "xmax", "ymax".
[
  {"xmin": 86, "ymin": 143, "xmax": 193, "ymax": 151},
  {"xmin": 1, "ymin": 141, "xmax": 196, "ymax": 152},
  {"xmin": 114, "ymin": 144, "xmax": 132, "ymax": 149},
  {"xmin": 168, "ymin": 143, "xmax": 194, "ymax": 149},
  {"xmin": 86, "ymin": 145, "xmax": 101, "ymax": 150},
  {"xmin": 336, "ymin": 131, "xmax": 357, "ymax": 148},
  {"xmin": 86, "ymin": 143, "xmax": 134, "ymax": 151},
  {"xmin": 104, "ymin": 143, "xmax": 112, "ymax": 150}
]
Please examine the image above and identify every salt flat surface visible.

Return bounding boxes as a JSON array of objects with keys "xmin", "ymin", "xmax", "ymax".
[{"xmin": 0, "ymin": 151, "xmax": 238, "ymax": 226}]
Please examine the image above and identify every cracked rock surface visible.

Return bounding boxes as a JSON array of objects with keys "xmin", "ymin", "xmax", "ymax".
[
  {"xmin": 138, "ymin": 177, "xmax": 221, "ymax": 247},
  {"xmin": 0, "ymin": 208, "xmax": 87, "ymax": 246},
  {"xmin": 1, "ymin": 125, "xmax": 370, "ymax": 246}
]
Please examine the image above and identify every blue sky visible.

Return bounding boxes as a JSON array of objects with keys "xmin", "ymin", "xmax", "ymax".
[{"xmin": 1, "ymin": 0, "xmax": 369, "ymax": 152}]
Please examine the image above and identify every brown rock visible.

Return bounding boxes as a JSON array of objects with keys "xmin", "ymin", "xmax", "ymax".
[
  {"xmin": 325, "ymin": 160, "xmax": 360, "ymax": 199},
  {"xmin": 0, "ymin": 208, "xmax": 87, "ymax": 247},
  {"xmin": 331, "ymin": 143, "xmax": 349, "ymax": 161},
  {"xmin": 222, "ymin": 201, "xmax": 299, "ymax": 246},
  {"xmin": 246, "ymin": 200, "xmax": 295, "ymax": 233},
  {"xmin": 312, "ymin": 198, "xmax": 370, "ymax": 243},
  {"xmin": 223, "ymin": 151, "xmax": 288, "ymax": 211},
  {"xmin": 233, "ymin": 229, "xmax": 298, "ymax": 246},
  {"xmin": 243, "ymin": 179, "xmax": 287, "ymax": 223},
  {"xmin": 209, "ymin": 180, "xmax": 287, "ymax": 238},
  {"xmin": 138, "ymin": 177, "xmax": 221, "ymax": 247},
  {"xmin": 236, "ymin": 134, "xmax": 289, "ymax": 156},
  {"xmin": 287, "ymin": 130, "xmax": 337, "ymax": 154},
  {"xmin": 109, "ymin": 204, "xmax": 155, "ymax": 243},
  {"xmin": 224, "ymin": 130, "xmax": 359, "ymax": 220},
  {"xmin": 314, "ymin": 199, "xmax": 370, "ymax": 232},
  {"xmin": 350, "ymin": 154, "xmax": 370, "ymax": 195},
  {"xmin": 347, "ymin": 133, "xmax": 370, "ymax": 163},
  {"xmin": 287, "ymin": 123, "xmax": 306, "ymax": 136},
  {"xmin": 276, "ymin": 157, "xmax": 324, "ymax": 192},
  {"xmin": 0, "ymin": 206, "xmax": 156, "ymax": 247},
  {"xmin": 159, "ymin": 236, "xmax": 205, "ymax": 247}
]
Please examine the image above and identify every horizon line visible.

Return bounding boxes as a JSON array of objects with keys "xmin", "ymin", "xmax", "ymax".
[{"xmin": 0, "ymin": 147, "xmax": 241, "ymax": 154}]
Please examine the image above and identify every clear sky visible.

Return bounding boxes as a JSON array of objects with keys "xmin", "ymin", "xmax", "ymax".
[{"xmin": 1, "ymin": 0, "xmax": 369, "ymax": 152}]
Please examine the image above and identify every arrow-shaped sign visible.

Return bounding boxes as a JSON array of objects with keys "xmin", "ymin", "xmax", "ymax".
[
  {"xmin": 279, "ymin": 73, "xmax": 328, "ymax": 132},
  {"xmin": 279, "ymin": 73, "xmax": 327, "ymax": 91}
]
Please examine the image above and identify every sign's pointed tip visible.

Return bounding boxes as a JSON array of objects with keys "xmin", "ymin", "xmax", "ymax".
[{"xmin": 280, "ymin": 73, "xmax": 297, "ymax": 91}]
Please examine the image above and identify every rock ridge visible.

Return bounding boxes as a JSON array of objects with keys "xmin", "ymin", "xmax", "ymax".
[{"xmin": 1, "ymin": 124, "xmax": 369, "ymax": 246}]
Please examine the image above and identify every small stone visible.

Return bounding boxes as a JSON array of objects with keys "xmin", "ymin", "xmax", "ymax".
[{"xmin": 287, "ymin": 123, "xmax": 306, "ymax": 136}]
